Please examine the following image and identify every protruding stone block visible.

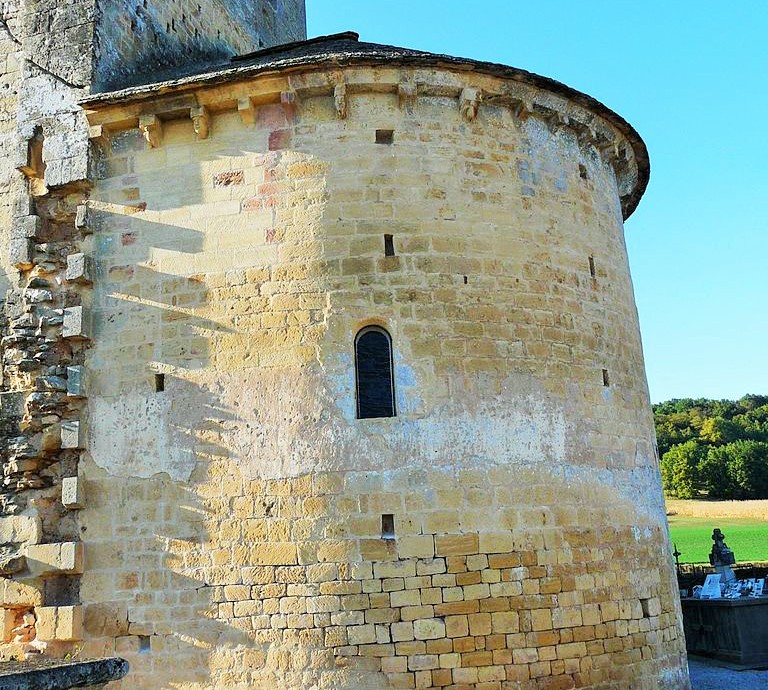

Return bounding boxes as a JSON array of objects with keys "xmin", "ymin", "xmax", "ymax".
[
  {"xmin": 35, "ymin": 605, "xmax": 84, "ymax": 641},
  {"xmin": 63, "ymin": 306, "xmax": 91, "ymax": 340},
  {"xmin": 25, "ymin": 541, "xmax": 84, "ymax": 575},
  {"xmin": 66, "ymin": 366, "xmax": 86, "ymax": 398},
  {"xmin": 0, "ymin": 580, "xmax": 42, "ymax": 607},
  {"xmin": 75, "ymin": 203, "xmax": 90, "ymax": 230},
  {"xmin": 15, "ymin": 215, "xmax": 42, "ymax": 240},
  {"xmin": 9, "ymin": 238, "xmax": 34, "ymax": 269},
  {"xmin": 398, "ymin": 83, "xmax": 418, "ymax": 113},
  {"xmin": 65, "ymin": 253, "xmax": 93, "ymax": 285},
  {"xmin": 460, "ymin": 87, "xmax": 482, "ymax": 122},
  {"xmin": 62, "ymin": 476, "xmax": 83, "ymax": 510},
  {"xmin": 61, "ymin": 420, "xmax": 83, "ymax": 449}
]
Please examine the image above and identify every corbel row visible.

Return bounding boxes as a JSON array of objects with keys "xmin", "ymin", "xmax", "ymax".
[{"xmin": 85, "ymin": 76, "xmax": 637, "ymax": 196}]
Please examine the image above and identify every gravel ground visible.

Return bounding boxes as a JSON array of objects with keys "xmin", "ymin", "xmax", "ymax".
[{"xmin": 689, "ymin": 657, "xmax": 768, "ymax": 689}]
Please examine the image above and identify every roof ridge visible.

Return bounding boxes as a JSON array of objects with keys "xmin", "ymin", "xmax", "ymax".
[{"xmin": 232, "ymin": 31, "xmax": 360, "ymax": 63}]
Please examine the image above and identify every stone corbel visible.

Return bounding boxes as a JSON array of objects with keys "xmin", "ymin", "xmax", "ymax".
[
  {"xmin": 238, "ymin": 98, "xmax": 256, "ymax": 126},
  {"xmin": 459, "ymin": 88, "xmax": 482, "ymax": 122},
  {"xmin": 139, "ymin": 114, "xmax": 162, "ymax": 148},
  {"xmin": 88, "ymin": 124, "xmax": 111, "ymax": 153},
  {"xmin": 334, "ymin": 83, "xmax": 348, "ymax": 119},
  {"xmin": 190, "ymin": 106, "xmax": 210, "ymax": 140},
  {"xmin": 281, "ymin": 91, "xmax": 297, "ymax": 120},
  {"xmin": 510, "ymin": 97, "xmax": 533, "ymax": 122},
  {"xmin": 545, "ymin": 109, "xmax": 570, "ymax": 134},
  {"xmin": 398, "ymin": 83, "xmax": 418, "ymax": 114}
]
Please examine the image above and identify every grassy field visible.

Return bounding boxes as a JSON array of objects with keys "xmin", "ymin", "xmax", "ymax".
[{"xmin": 665, "ymin": 499, "xmax": 768, "ymax": 564}]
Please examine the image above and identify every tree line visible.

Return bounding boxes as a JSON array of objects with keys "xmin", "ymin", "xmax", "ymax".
[{"xmin": 654, "ymin": 395, "xmax": 768, "ymax": 500}]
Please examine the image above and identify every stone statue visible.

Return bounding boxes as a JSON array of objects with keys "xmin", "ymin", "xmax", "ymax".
[{"xmin": 709, "ymin": 528, "xmax": 736, "ymax": 582}]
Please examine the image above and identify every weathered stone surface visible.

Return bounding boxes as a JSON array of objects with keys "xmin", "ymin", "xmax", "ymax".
[
  {"xmin": 61, "ymin": 476, "xmax": 83, "ymax": 510},
  {"xmin": 0, "ymin": 658, "xmax": 128, "ymax": 690},
  {"xmin": 65, "ymin": 253, "xmax": 93, "ymax": 285}
]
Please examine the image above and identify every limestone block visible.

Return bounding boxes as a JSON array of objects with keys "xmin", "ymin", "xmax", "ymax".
[
  {"xmin": 61, "ymin": 420, "xmax": 84, "ymax": 449},
  {"xmin": 9, "ymin": 237, "xmax": 34, "ymax": 269},
  {"xmin": 35, "ymin": 605, "xmax": 84, "ymax": 641},
  {"xmin": 66, "ymin": 366, "xmax": 86, "ymax": 398},
  {"xmin": 63, "ymin": 307, "xmax": 91, "ymax": 340},
  {"xmin": 65, "ymin": 253, "xmax": 93, "ymax": 285},
  {"xmin": 1, "ymin": 580, "xmax": 42, "ymax": 607},
  {"xmin": 62, "ymin": 476, "xmax": 83, "ymax": 510},
  {"xmin": 75, "ymin": 204, "xmax": 90, "ymax": 231},
  {"xmin": 1, "ymin": 608, "xmax": 16, "ymax": 643},
  {"xmin": 25, "ymin": 541, "xmax": 84, "ymax": 576},
  {"xmin": 413, "ymin": 618, "xmax": 446, "ymax": 640},
  {"xmin": 15, "ymin": 215, "xmax": 42, "ymax": 240}
]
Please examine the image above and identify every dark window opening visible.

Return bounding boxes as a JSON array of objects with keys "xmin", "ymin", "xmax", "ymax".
[
  {"xmin": 589, "ymin": 256, "xmax": 596, "ymax": 278},
  {"xmin": 355, "ymin": 326, "xmax": 396, "ymax": 419},
  {"xmin": 602, "ymin": 369, "xmax": 610, "ymax": 387},
  {"xmin": 154, "ymin": 373, "xmax": 165, "ymax": 392},
  {"xmin": 463, "ymin": 275, "xmax": 468, "ymax": 285},
  {"xmin": 640, "ymin": 599, "xmax": 651, "ymax": 618},
  {"xmin": 381, "ymin": 514, "xmax": 395, "ymax": 539},
  {"xmin": 579, "ymin": 163, "xmax": 589, "ymax": 180},
  {"xmin": 384, "ymin": 234, "xmax": 395, "ymax": 257},
  {"xmin": 376, "ymin": 129, "xmax": 394, "ymax": 145}
]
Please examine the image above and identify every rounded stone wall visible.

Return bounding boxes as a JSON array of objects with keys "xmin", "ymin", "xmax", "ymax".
[{"xmin": 76, "ymin": 50, "xmax": 689, "ymax": 690}]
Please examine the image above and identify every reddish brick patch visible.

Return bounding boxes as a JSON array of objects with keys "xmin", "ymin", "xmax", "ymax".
[
  {"xmin": 213, "ymin": 170, "xmax": 244, "ymax": 187},
  {"xmin": 243, "ymin": 197, "xmax": 262, "ymax": 212},
  {"xmin": 269, "ymin": 129, "xmax": 291, "ymax": 151},
  {"xmin": 124, "ymin": 202, "xmax": 147, "ymax": 215},
  {"xmin": 266, "ymin": 228, "xmax": 277, "ymax": 243},
  {"xmin": 121, "ymin": 232, "xmax": 137, "ymax": 246}
]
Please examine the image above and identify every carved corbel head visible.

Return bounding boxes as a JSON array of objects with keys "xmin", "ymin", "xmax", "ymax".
[
  {"xmin": 460, "ymin": 88, "xmax": 482, "ymax": 122},
  {"xmin": 190, "ymin": 106, "xmax": 210, "ymax": 140},
  {"xmin": 334, "ymin": 83, "xmax": 348, "ymax": 120}
]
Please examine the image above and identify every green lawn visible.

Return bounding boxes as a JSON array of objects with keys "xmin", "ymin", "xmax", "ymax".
[{"xmin": 667, "ymin": 516, "xmax": 768, "ymax": 564}]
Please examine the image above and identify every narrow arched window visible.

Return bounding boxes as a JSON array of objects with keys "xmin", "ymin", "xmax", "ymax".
[{"xmin": 355, "ymin": 326, "xmax": 396, "ymax": 419}]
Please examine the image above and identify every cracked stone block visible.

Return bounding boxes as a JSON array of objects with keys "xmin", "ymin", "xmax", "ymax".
[
  {"xmin": 62, "ymin": 307, "xmax": 91, "ymax": 340},
  {"xmin": 66, "ymin": 366, "xmax": 85, "ymax": 398},
  {"xmin": 65, "ymin": 253, "xmax": 93, "ymax": 284},
  {"xmin": 61, "ymin": 420, "xmax": 83, "ymax": 449},
  {"xmin": 25, "ymin": 542, "xmax": 84, "ymax": 576},
  {"xmin": 35, "ymin": 605, "xmax": 84, "ymax": 641},
  {"xmin": 61, "ymin": 476, "xmax": 83, "ymax": 510}
]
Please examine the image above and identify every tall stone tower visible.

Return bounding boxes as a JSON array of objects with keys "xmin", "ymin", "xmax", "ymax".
[{"xmin": 0, "ymin": 4, "xmax": 690, "ymax": 690}]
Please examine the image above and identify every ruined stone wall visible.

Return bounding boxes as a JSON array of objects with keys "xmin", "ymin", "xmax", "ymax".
[
  {"xmin": 0, "ymin": 0, "xmax": 306, "ymax": 662},
  {"xmin": 70, "ymin": 66, "xmax": 690, "ymax": 689},
  {"xmin": 93, "ymin": 0, "xmax": 307, "ymax": 92}
]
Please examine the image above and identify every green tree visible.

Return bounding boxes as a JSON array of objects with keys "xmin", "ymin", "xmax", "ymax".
[
  {"xmin": 660, "ymin": 440, "xmax": 705, "ymax": 499},
  {"xmin": 699, "ymin": 416, "xmax": 739, "ymax": 445}
]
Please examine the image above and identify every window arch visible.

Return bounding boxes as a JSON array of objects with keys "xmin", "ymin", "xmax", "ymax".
[{"xmin": 355, "ymin": 326, "xmax": 396, "ymax": 419}]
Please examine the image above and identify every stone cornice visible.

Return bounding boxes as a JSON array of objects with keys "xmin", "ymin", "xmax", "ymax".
[{"xmin": 81, "ymin": 36, "xmax": 648, "ymax": 219}]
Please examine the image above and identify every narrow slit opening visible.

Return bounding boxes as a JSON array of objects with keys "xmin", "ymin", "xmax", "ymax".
[
  {"xmin": 640, "ymin": 599, "xmax": 651, "ymax": 618},
  {"xmin": 375, "ymin": 129, "xmax": 394, "ymax": 145},
  {"xmin": 579, "ymin": 163, "xmax": 589, "ymax": 180},
  {"xmin": 589, "ymin": 256, "xmax": 596, "ymax": 278},
  {"xmin": 381, "ymin": 514, "xmax": 395, "ymax": 540},
  {"xmin": 384, "ymin": 234, "xmax": 395, "ymax": 257},
  {"xmin": 154, "ymin": 373, "xmax": 165, "ymax": 392},
  {"xmin": 463, "ymin": 275, "xmax": 468, "ymax": 285},
  {"xmin": 602, "ymin": 369, "xmax": 610, "ymax": 387}
]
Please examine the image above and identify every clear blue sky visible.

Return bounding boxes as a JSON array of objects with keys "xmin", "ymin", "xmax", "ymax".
[{"xmin": 308, "ymin": 1, "xmax": 767, "ymax": 404}]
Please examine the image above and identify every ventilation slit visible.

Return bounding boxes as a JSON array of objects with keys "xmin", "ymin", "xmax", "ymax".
[
  {"xmin": 589, "ymin": 256, "xmax": 596, "ymax": 278},
  {"xmin": 154, "ymin": 373, "xmax": 165, "ymax": 392},
  {"xmin": 384, "ymin": 234, "xmax": 395, "ymax": 257},
  {"xmin": 375, "ymin": 129, "xmax": 394, "ymax": 145},
  {"xmin": 602, "ymin": 369, "xmax": 610, "ymax": 387}
]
